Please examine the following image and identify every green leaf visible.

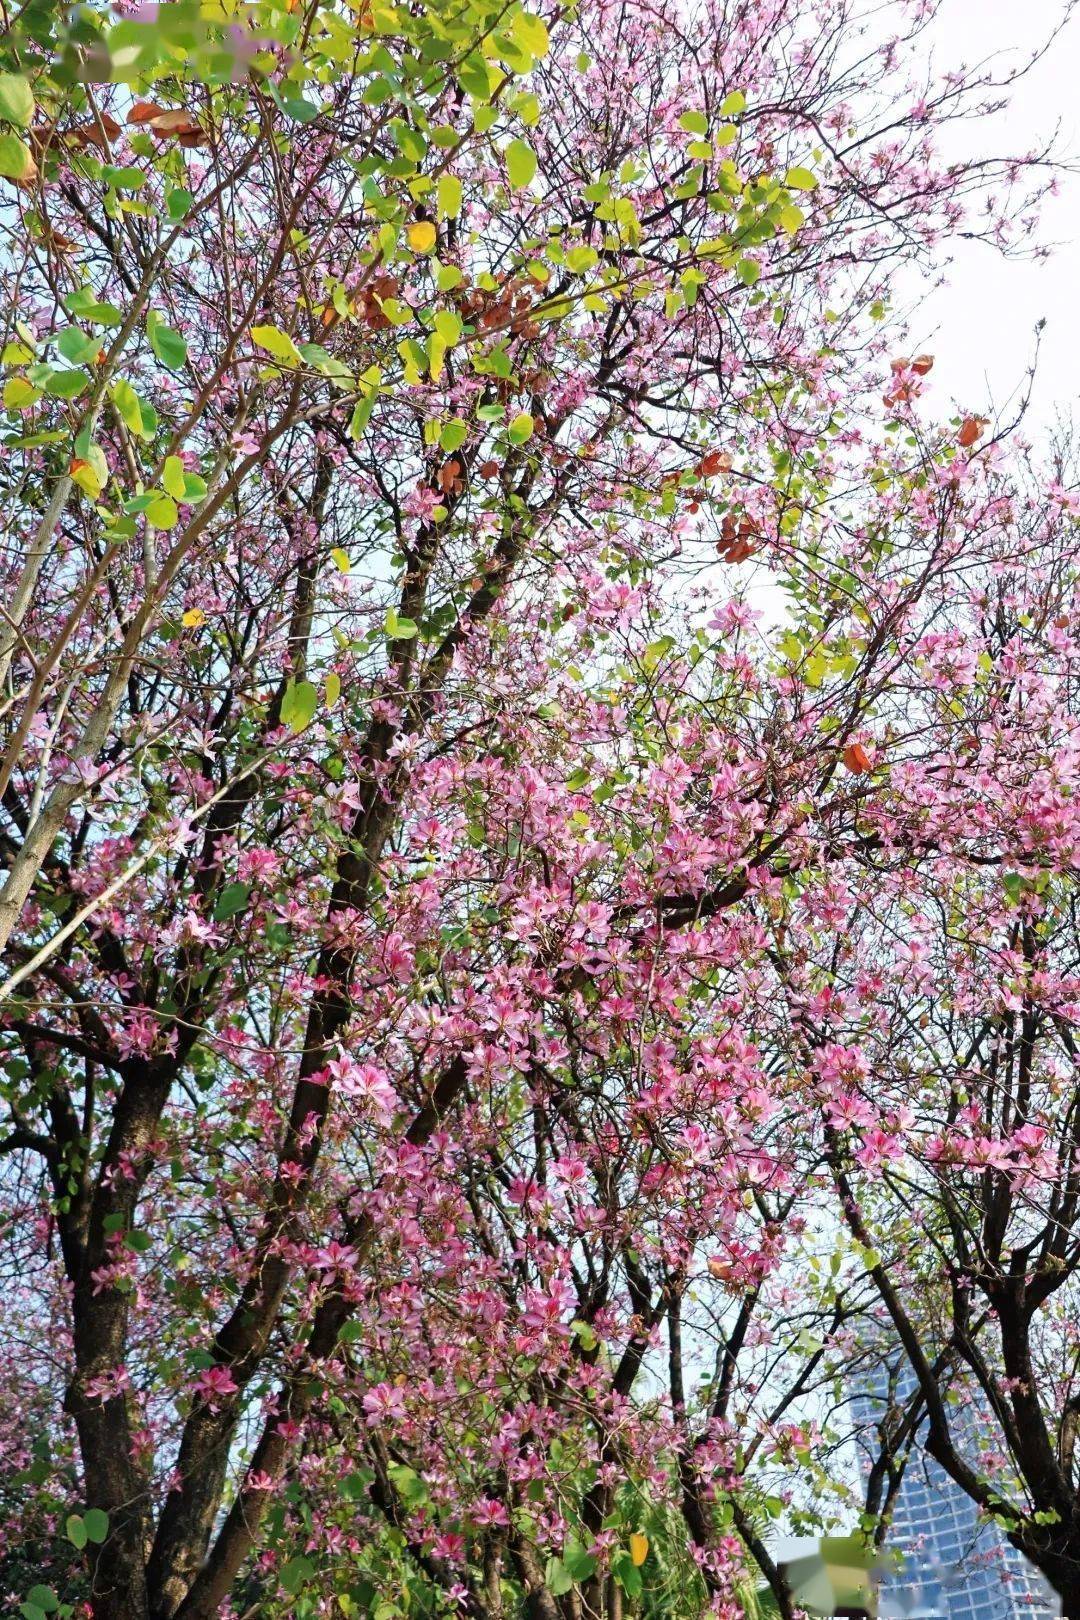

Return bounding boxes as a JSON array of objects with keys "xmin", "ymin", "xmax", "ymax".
[
  {"xmin": 3, "ymin": 376, "xmax": 41, "ymax": 409},
  {"xmin": 280, "ymin": 1557, "xmax": 315, "ymax": 1595},
  {"xmin": 45, "ymin": 368, "xmax": 92, "ymax": 399},
  {"xmin": 65, "ymin": 1513, "xmax": 87, "ymax": 1548},
  {"xmin": 66, "ymin": 290, "xmax": 122, "ymax": 325},
  {"xmin": 570, "ymin": 1316, "xmax": 598, "ymax": 1349},
  {"xmin": 508, "ymin": 411, "xmax": 534, "ymax": 444},
  {"xmin": 436, "ymin": 173, "xmax": 462, "ymax": 218},
  {"xmin": 102, "ymin": 165, "xmax": 145, "ymax": 191},
  {"xmin": 83, "ymin": 1503, "xmax": 108, "ymax": 1542},
  {"xmin": 0, "ymin": 73, "xmax": 34, "ymax": 128},
  {"xmin": 111, "ymin": 378, "xmax": 145, "ymax": 435},
  {"xmin": 387, "ymin": 1463, "xmax": 428, "ymax": 1506},
  {"xmin": 250, "ymin": 324, "xmax": 301, "ymax": 364},
  {"xmin": 124, "ymin": 1230, "xmax": 152, "ymax": 1253},
  {"xmin": 562, "ymin": 1540, "xmax": 596, "ymax": 1582},
  {"xmin": 511, "ymin": 11, "xmax": 549, "ymax": 57},
  {"xmin": 148, "ymin": 312, "xmax": 187, "ymax": 370},
  {"xmin": 546, "ymin": 1558, "xmax": 574, "ymax": 1597},
  {"xmin": 384, "ymin": 607, "xmax": 418, "ymax": 640},
  {"xmin": 280, "ymin": 679, "xmax": 318, "ymax": 733},
  {"xmin": 348, "ymin": 395, "xmax": 374, "ymax": 440},
  {"xmin": 0, "ymin": 132, "xmax": 33, "ymax": 179},
  {"xmin": 144, "ymin": 492, "xmax": 179, "ymax": 529},
  {"xmin": 57, "ymin": 328, "xmax": 98, "ymax": 364},
  {"xmin": 611, "ymin": 1553, "xmax": 643, "ymax": 1598},
  {"xmin": 719, "ymin": 89, "xmax": 746, "ymax": 117},
  {"xmin": 434, "ymin": 309, "xmax": 462, "ymax": 344},
  {"xmin": 458, "ymin": 52, "xmax": 496, "ymax": 101},
  {"xmin": 166, "ymin": 187, "xmax": 193, "ymax": 221},
  {"xmin": 785, "ymin": 165, "xmax": 817, "ymax": 190},
  {"xmin": 162, "ymin": 455, "xmax": 187, "ymax": 499},
  {"xmin": 736, "ymin": 257, "xmax": 760, "ymax": 286},
  {"xmin": 213, "ymin": 881, "xmax": 250, "ymax": 921},
  {"xmin": 440, "ymin": 419, "xmax": 468, "ymax": 452},
  {"xmin": 679, "ymin": 109, "xmax": 708, "ymax": 135},
  {"xmin": 26, "ymin": 1589, "xmax": 58, "ymax": 1615},
  {"xmin": 505, "ymin": 138, "xmax": 537, "ymax": 189}
]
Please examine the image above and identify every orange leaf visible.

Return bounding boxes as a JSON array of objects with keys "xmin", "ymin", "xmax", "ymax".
[
  {"xmin": 145, "ymin": 109, "xmax": 209, "ymax": 146},
  {"xmin": 958, "ymin": 416, "xmax": 986, "ymax": 449},
  {"xmin": 842, "ymin": 742, "xmax": 871, "ymax": 774},
  {"xmin": 128, "ymin": 101, "xmax": 167, "ymax": 124},
  {"xmin": 911, "ymin": 353, "xmax": 934, "ymax": 375},
  {"xmin": 65, "ymin": 114, "xmax": 122, "ymax": 150}
]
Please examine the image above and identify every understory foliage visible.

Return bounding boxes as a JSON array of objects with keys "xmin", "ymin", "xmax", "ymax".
[{"xmin": 1, "ymin": 0, "xmax": 1078, "ymax": 1617}]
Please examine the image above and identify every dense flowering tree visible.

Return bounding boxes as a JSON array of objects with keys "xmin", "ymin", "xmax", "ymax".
[
  {"xmin": 0, "ymin": 0, "xmax": 1069, "ymax": 1617},
  {"xmin": 785, "ymin": 450, "xmax": 1080, "ymax": 1612}
]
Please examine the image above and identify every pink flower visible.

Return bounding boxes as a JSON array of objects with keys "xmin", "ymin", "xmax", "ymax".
[
  {"xmin": 469, "ymin": 1498, "xmax": 510, "ymax": 1527},
  {"xmin": 362, "ymin": 1381, "xmax": 407, "ymax": 1426},
  {"xmin": 191, "ymin": 1365, "xmax": 239, "ymax": 1412}
]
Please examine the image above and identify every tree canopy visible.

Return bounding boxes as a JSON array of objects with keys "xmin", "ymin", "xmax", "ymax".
[{"xmin": 1, "ymin": 1, "xmax": 1077, "ymax": 1618}]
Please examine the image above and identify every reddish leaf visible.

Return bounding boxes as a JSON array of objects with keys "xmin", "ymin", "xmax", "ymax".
[
  {"xmin": 65, "ymin": 114, "xmax": 122, "ymax": 150},
  {"xmin": 128, "ymin": 101, "xmax": 168, "ymax": 125},
  {"xmin": 842, "ymin": 742, "xmax": 872, "ymax": 774}
]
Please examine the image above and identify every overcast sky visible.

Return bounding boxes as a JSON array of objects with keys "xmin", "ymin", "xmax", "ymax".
[{"xmin": 903, "ymin": 0, "xmax": 1079, "ymax": 431}]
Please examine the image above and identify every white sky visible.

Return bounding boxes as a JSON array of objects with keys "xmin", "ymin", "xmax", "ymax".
[{"xmin": 902, "ymin": 0, "xmax": 1080, "ymax": 431}]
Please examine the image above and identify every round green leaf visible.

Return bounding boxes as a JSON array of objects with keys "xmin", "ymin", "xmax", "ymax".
[
  {"xmin": 280, "ymin": 679, "xmax": 318, "ymax": 733},
  {"xmin": 505, "ymin": 138, "xmax": 537, "ymax": 190},
  {"xmin": 0, "ymin": 133, "xmax": 34, "ymax": 180},
  {"xmin": 83, "ymin": 1508, "xmax": 109, "ymax": 1544},
  {"xmin": 0, "ymin": 74, "xmax": 34, "ymax": 129}
]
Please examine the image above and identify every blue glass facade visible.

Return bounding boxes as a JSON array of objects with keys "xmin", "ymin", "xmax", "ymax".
[{"xmin": 849, "ymin": 1376, "xmax": 1060, "ymax": 1620}]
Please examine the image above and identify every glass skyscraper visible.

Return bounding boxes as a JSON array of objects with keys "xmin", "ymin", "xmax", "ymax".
[{"xmin": 849, "ymin": 1369, "xmax": 1060, "ymax": 1620}]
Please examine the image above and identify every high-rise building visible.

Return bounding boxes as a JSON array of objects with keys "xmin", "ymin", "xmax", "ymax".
[{"xmin": 849, "ymin": 1368, "xmax": 1059, "ymax": 1620}]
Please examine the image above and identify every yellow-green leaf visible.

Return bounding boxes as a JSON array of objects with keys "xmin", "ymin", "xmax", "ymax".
[
  {"xmin": 251, "ymin": 324, "xmax": 302, "ymax": 364},
  {"xmin": 0, "ymin": 74, "xmax": 34, "ymax": 129},
  {"xmin": 111, "ymin": 379, "xmax": 146, "ymax": 436},
  {"xmin": 505, "ymin": 138, "xmax": 537, "ymax": 190},
  {"xmin": 3, "ymin": 375, "xmax": 40, "ymax": 409},
  {"xmin": 162, "ymin": 455, "xmax": 187, "ymax": 499},
  {"xmin": 0, "ymin": 133, "xmax": 34, "ymax": 181},
  {"xmin": 145, "ymin": 492, "xmax": 179, "ymax": 529},
  {"xmin": 437, "ymin": 174, "xmax": 462, "ymax": 218},
  {"xmin": 280, "ymin": 679, "xmax": 318, "ymax": 732}
]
